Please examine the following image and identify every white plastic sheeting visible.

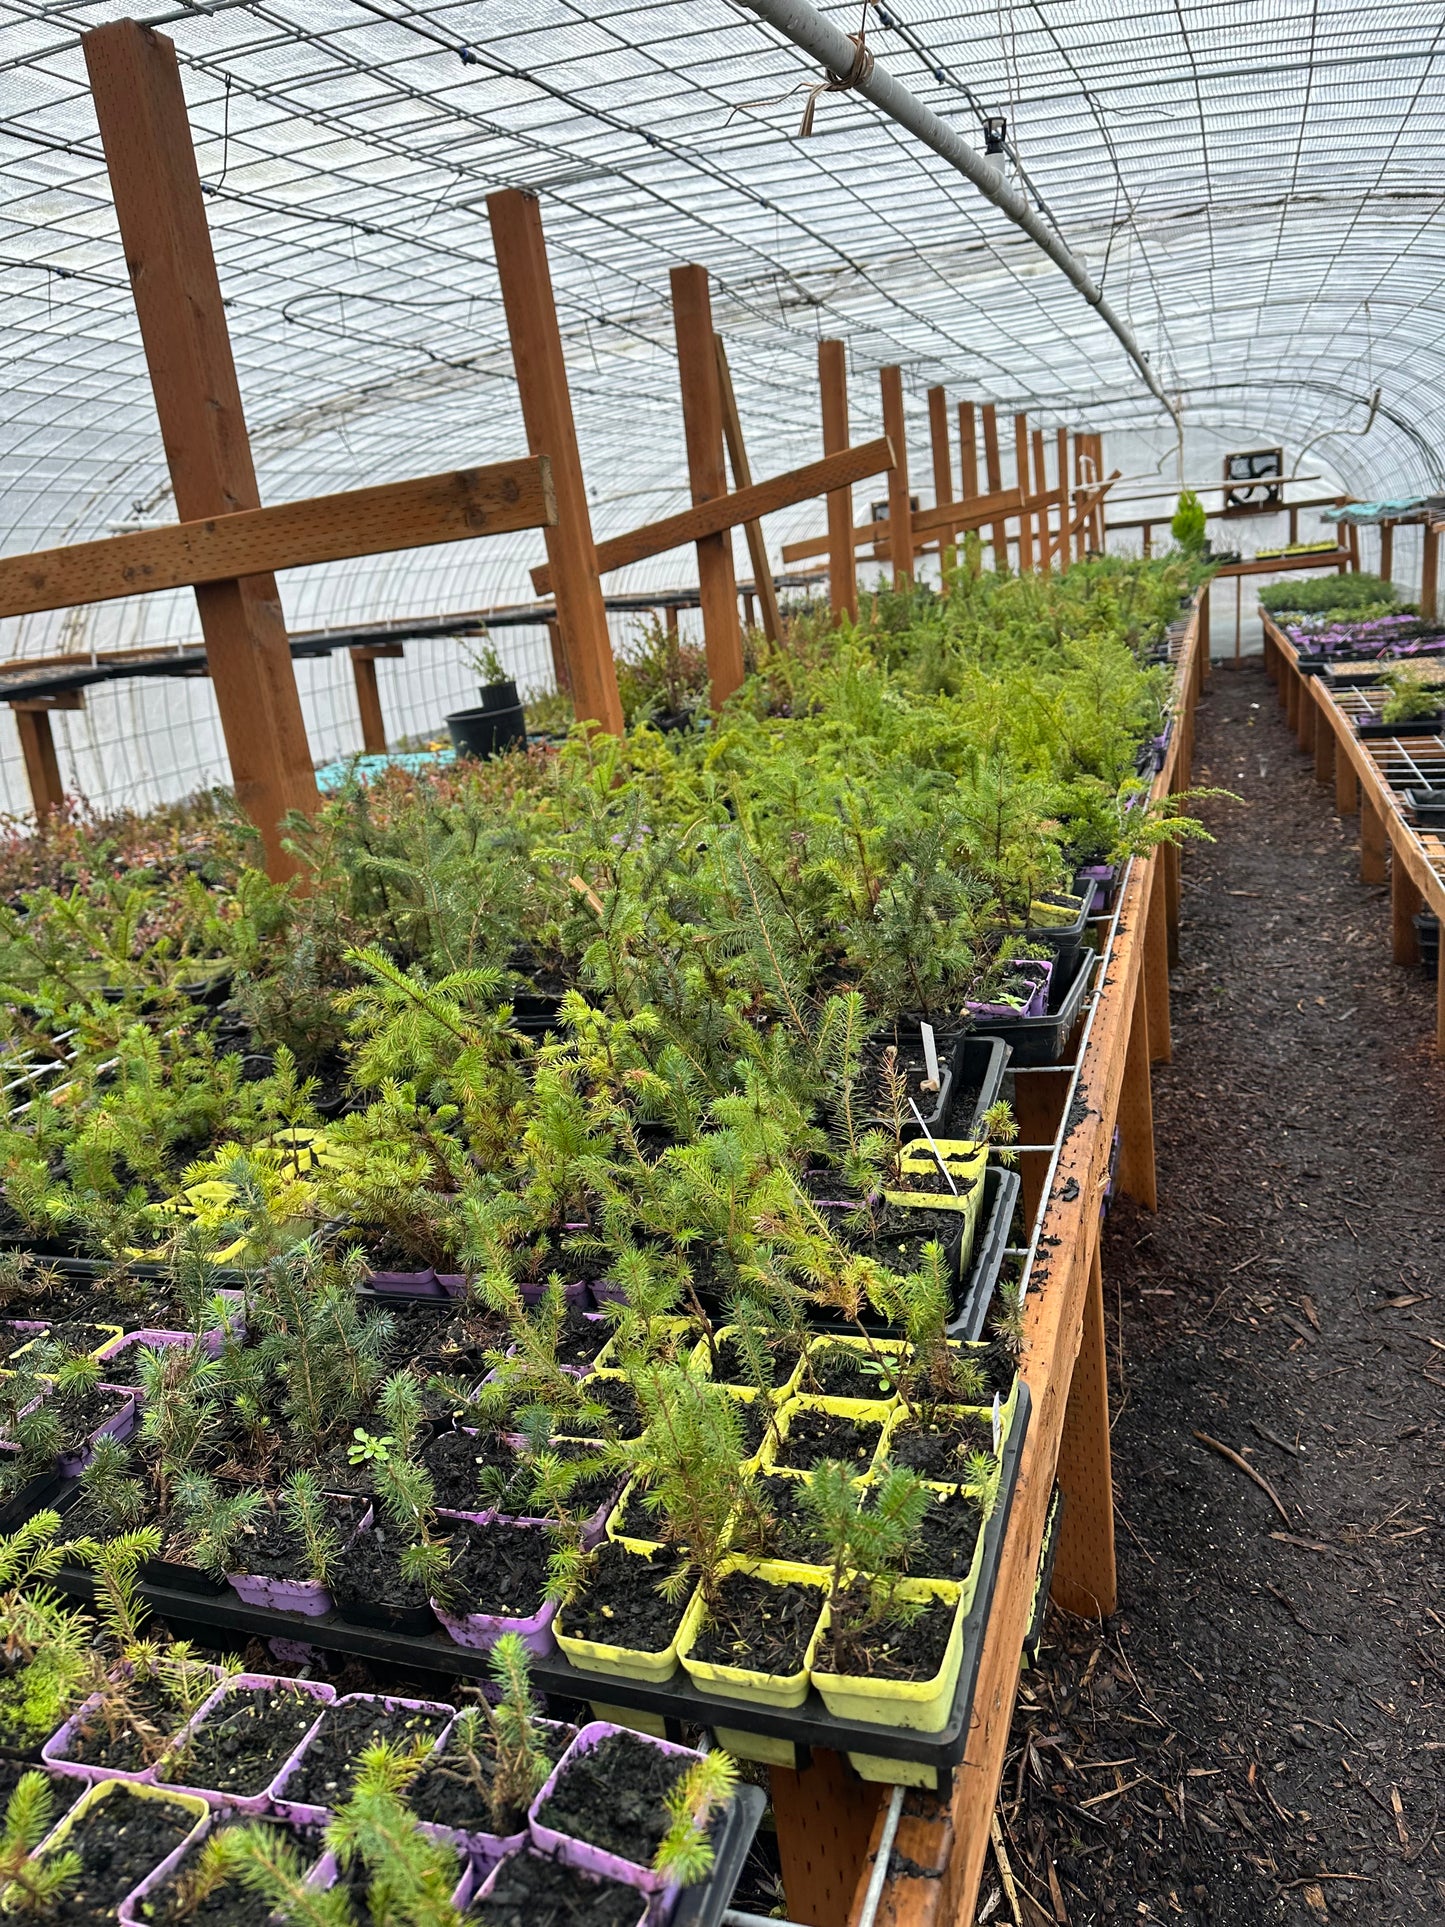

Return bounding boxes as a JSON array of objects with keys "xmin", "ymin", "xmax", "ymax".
[{"xmin": 1, "ymin": 0, "xmax": 1440, "ymax": 808}]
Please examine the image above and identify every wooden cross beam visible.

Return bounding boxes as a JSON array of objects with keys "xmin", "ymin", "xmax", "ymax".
[
  {"xmin": 714, "ymin": 337, "xmax": 783, "ymax": 646},
  {"xmin": 0, "ymin": 462, "xmax": 556, "ymax": 620},
  {"xmin": 531, "ymin": 439, "xmax": 895, "ymax": 595},
  {"xmin": 777, "ymin": 478, "xmax": 1059, "ymax": 567}
]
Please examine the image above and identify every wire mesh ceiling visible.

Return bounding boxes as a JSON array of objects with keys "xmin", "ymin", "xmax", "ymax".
[{"xmin": 2, "ymin": 0, "xmax": 1444, "ymax": 668}]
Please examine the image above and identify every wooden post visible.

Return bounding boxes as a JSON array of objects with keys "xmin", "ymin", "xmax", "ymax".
[
  {"xmin": 1392, "ymin": 855, "xmax": 1422, "ymax": 966},
  {"xmin": 1297, "ymin": 679, "xmax": 1316, "ymax": 755},
  {"xmin": 771, "ymin": 1751, "xmax": 880, "ymax": 1926},
  {"xmin": 957, "ymin": 401, "xmax": 980, "ymax": 576},
  {"xmin": 1336, "ymin": 745, "xmax": 1358, "ymax": 815},
  {"xmin": 83, "ymin": 19, "xmax": 318, "ymax": 879},
  {"xmin": 1438, "ymin": 942, "xmax": 1445, "ymax": 1060},
  {"xmin": 1422, "ymin": 524, "xmax": 1440, "ymax": 621},
  {"xmin": 879, "ymin": 367, "xmax": 913, "ymax": 591},
  {"xmin": 714, "ymin": 336, "xmax": 783, "ymax": 646},
  {"xmin": 665, "ymin": 604, "xmax": 679, "ymax": 635},
  {"xmin": 10, "ymin": 703, "xmax": 68, "ymax": 819},
  {"xmin": 1074, "ymin": 434, "xmax": 1088, "ymax": 561},
  {"xmin": 1144, "ymin": 857, "xmax": 1171, "ymax": 1065},
  {"xmin": 1380, "ymin": 522, "xmax": 1394, "ymax": 583},
  {"xmin": 1114, "ymin": 957, "xmax": 1156, "ymax": 1210},
  {"xmin": 488, "ymin": 190, "xmax": 623, "ymax": 737},
  {"xmin": 1288, "ymin": 504, "xmax": 1299, "ymax": 546},
  {"xmin": 1360, "ymin": 791, "xmax": 1388, "ymax": 884},
  {"xmin": 927, "ymin": 386, "xmax": 954, "ymax": 574},
  {"xmin": 1031, "ymin": 427, "xmax": 1050, "ymax": 576},
  {"xmin": 1090, "ymin": 434, "xmax": 1106, "ymax": 550},
  {"xmin": 1055, "ymin": 427, "xmax": 1069, "ymax": 569},
  {"xmin": 670, "ymin": 265, "xmax": 744, "ymax": 708},
  {"xmin": 349, "ymin": 649, "xmax": 388, "ymax": 755},
  {"xmin": 1014, "ymin": 415, "xmax": 1034, "ymax": 573},
  {"xmin": 1347, "ymin": 521, "xmax": 1361, "ymax": 572},
  {"xmin": 1314, "ymin": 703, "xmax": 1335, "ymax": 785},
  {"xmin": 1050, "ymin": 1240, "xmax": 1118, "ymax": 1618},
  {"xmin": 1164, "ymin": 839, "xmax": 1182, "ymax": 968},
  {"xmin": 982, "ymin": 404, "xmax": 1007, "ymax": 571},
  {"xmin": 818, "ymin": 340, "xmax": 857, "ymax": 626}
]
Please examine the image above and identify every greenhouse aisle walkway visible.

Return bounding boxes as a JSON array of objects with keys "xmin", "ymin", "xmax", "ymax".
[{"xmin": 1000, "ymin": 663, "xmax": 1444, "ymax": 1927}]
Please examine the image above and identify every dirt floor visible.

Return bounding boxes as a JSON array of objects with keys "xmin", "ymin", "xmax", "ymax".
[{"xmin": 988, "ymin": 660, "xmax": 1445, "ymax": 1927}]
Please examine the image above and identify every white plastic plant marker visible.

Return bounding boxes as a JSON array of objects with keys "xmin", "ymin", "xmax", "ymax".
[
  {"xmin": 991, "ymin": 1394, "xmax": 1002, "ymax": 1456},
  {"xmin": 907, "ymin": 1099, "xmax": 958, "ymax": 1196},
  {"xmin": 919, "ymin": 1022, "xmax": 941, "ymax": 1094}
]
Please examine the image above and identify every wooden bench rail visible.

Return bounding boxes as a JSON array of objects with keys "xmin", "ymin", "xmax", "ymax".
[
  {"xmin": 530, "ymin": 437, "xmax": 895, "ymax": 595},
  {"xmin": 1261, "ymin": 613, "xmax": 1445, "ymax": 1054},
  {"xmin": 778, "ymin": 601, "xmax": 1205, "ymax": 1927},
  {"xmin": 0, "ymin": 461, "xmax": 558, "ymax": 621}
]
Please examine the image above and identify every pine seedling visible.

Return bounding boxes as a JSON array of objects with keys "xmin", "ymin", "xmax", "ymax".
[
  {"xmin": 281, "ymin": 1469, "xmax": 340, "ymax": 1585},
  {"xmin": 800, "ymin": 1460, "xmax": 931, "ymax": 1671},
  {"xmin": 0, "ymin": 1770, "xmax": 79, "ymax": 1914},
  {"xmin": 653, "ymin": 1750, "xmax": 739, "ymax": 1886},
  {"xmin": 76, "ymin": 1434, "xmax": 146, "ymax": 1533},
  {"xmin": 421, "ymin": 1633, "xmax": 552, "ymax": 1834},
  {"xmin": 171, "ymin": 1473, "xmax": 266, "ymax": 1580}
]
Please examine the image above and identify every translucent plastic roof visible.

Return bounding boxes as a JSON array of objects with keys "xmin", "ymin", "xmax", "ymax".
[{"xmin": 1, "ymin": 0, "xmax": 1442, "ymax": 809}]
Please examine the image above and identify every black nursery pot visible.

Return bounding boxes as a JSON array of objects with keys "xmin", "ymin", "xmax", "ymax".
[
  {"xmin": 478, "ymin": 676, "xmax": 520, "ymax": 712},
  {"xmin": 447, "ymin": 699, "xmax": 526, "ymax": 760}
]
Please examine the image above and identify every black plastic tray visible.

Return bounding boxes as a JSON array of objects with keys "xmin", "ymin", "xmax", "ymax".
[
  {"xmin": 674, "ymin": 1784, "xmax": 767, "ymax": 1927},
  {"xmin": 45, "ymin": 1387, "xmax": 1030, "ymax": 1788},
  {"xmin": 1356, "ymin": 713, "xmax": 1445, "ymax": 739},
  {"xmin": 963, "ymin": 946, "xmax": 1096, "ymax": 1068},
  {"xmin": 948, "ymin": 1035, "xmax": 1010, "ymax": 1140}
]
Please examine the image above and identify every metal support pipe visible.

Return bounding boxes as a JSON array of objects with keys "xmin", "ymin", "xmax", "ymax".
[{"xmin": 739, "ymin": 0, "xmax": 1179, "ymax": 425}]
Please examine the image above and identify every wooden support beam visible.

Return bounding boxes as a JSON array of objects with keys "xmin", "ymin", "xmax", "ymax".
[
  {"xmin": 1297, "ymin": 679, "xmax": 1317, "ymax": 755},
  {"xmin": 83, "ymin": 18, "xmax": 319, "ymax": 878},
  {"xmin": 1438, "ymin": 940, "xmax": 1445, "ymax": 1061},
  {"xmin": 1380, "ymin": 522, "xmax": 1394, "ymax": 583},
  {"xmin": 1051, "ymin": 1239, "xmax": 1118, "ymax": 1618},
  {"xmin": 0, "ymin": 462, "xmax": 557, "ymax": 621},
  {"xmin": 1056, "ymin": 427, "xmax": 1069, "ymax": 569},
  {"xmin": 549, "ymin": 439, "xmax": 895, "ymax": 590},
  {"xmin": 546, "ymin": 618, "xmax": 570, "ymax": 690},
  {"xmin": 1144, "ymin": 856, "xmax": 1171, "ymax": 1064},
  {"xmin": 1336, "ymin": 744, "xmax": 1359, "ymax": 815},
  {"xmin": 819, "ymin": 339, "xmax": 857, "ymax": 626},
  {"xmin": 714, "ymin": 336, "xmax": 783, "ymax": 646},
  {"xmin": 1423, "ymin": 524, "xmax": 1440, "ymax": 622},
  {"xmin": 1092, "ymin": 434, "xmax": 1106, "ymax": 549},
  {"xmin": 488, "ymin": 189, "xmax": 623, "ymax": 738},
  {"xmin": 1164, "ymin": 838, "xmax": 1182, "ymax": 968},
  {"xmin": 672, "ymin": 265, "xmax": 743, "ymax": 706},
  {"xmin": 957, "ymin": 401, "xmax": 980, "ymax": 576},
  {"xmin": 927, "ymin": 386, "xmax": 954, "ymax": 569},
  {"xmin": 1313, "ymin": 696, "xmax": 1335, "ymax": 785},
  {"xmin": 1014, "ymin": 415, "xmax": 1034, "ymax": 573},
  {"xmin": 982, "ymin": 404, "xmax": 1007, "ymax": 570},
  {"xmin": 1392, "ymin": 853, "xmax": 1422, "ymax": 966},
  {"xmin": 1360, "ymin": 791, "xmax": 1388, "ymax": 884},
  {"xmin": 350, "ymin": 650, "xmax": 387, "ymax": 756},
  {"xmin": 1115, "ymin": 958, "xmax": 1157, "ymax": 1209},
  {"xmin": 1030, "ymin": 428, "xmax": 1050, "ymax": 576},
  {"xmin": 880, "ymin": 367, "xmax": 913, "ymax": 590},
  {"xmin": 779, "ymin": 480, "xmax": 1046, "ymax": 567},
  {"xmin": 11, "ymin": 705, "xmax": 65, "ymax": 819}
]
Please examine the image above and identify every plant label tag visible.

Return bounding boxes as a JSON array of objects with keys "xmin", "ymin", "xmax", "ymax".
[
  {"xmin": 920, "ymin": 1022, "xmax": 941, "ymax": 1093},
  {"xmin": 991, "ymin": 1394, "xmax": 1002, "ymax": 1456}
]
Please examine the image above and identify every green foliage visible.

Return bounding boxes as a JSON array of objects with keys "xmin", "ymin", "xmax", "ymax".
[
  {"xmin": 654, "ymin": 1750, "xmax": 739, "ymax": 1885},
  {"xmin": 0, "ymin": 1770, "xmax": 79, "ymax": 1913},
  {"xmin": 1380, "ymin": 662, "xmax": 1445, "ymax": 723},
  {"xmin": 1170, "ymin": 490, "xmax": 1207, "ymax": 552},
  {"xmin": 1258, "ymin": 571, "xmax": 1404, "ymax": 617},
  {"xmin": 0, "ymin": 1514, "xmax": 94, "ymax": 1748}
]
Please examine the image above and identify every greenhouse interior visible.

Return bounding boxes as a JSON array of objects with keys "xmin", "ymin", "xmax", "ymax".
[{"xmin": 0, "ymin": 1, "xmax": 1441, "ymax": 1923}]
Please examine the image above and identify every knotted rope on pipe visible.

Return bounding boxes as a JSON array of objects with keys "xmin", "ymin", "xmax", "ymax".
[{"xmin": 727, "ymin": 30, "xmax": 874, "ymax": 135}]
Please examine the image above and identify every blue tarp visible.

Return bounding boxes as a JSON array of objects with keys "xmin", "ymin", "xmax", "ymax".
[{"xmin": 314, "ymin": 749, "xmax": 455, "ymax": 792}]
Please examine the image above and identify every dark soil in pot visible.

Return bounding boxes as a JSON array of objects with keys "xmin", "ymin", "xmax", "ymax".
[
  {"xmin": 44, "ymin": 1794, "xmax": 199, "ymax": 1924},
  {"xmin": 421, "ymin": 1426, "xmax": 515, "ymax": 1509},
  {"xmin": 774, "ymin": 1407, "xmax": 883, "ymax": 1472},
  {"xmin": 564, "ymin": 1542, "xmax": 690, "ymax": 1653},
  {"xmin": 442, "ymin": 1519, "xmax": 551, "ymax": 1618},
  {"xmin": 8, "ymin": 1380, "xmax": 129, "ymax": 1453},
  {"xmin": 816, "ymin": 1591, "xmax": 955, "ymax": 1682},
  {"xmin": 63, "ymin": 1672, "xmax": 206, "ymax": 1776},
  {"xmin": 909, "ymin": 1486, "xmax": 986, "ymax": 1581},
  {"xmin": 855, "ymin": 1030, "xmax": 948, "ymax": 1124},
  {"xmin": 553, "ymin": 1305, "xmax": 612, "ymax": 1371},
  {"xmin": 0, "ymin": 1758, "xmax": 79, "ymax": 1811},
  {"xmin": 833, "ymin": 1202, "xmax": 963, "ymax": 1273},
  {"xmin": 472, "ymin": 1849, "xmax": 645, "ymax": 1927},
  {"xmin": 408, "ymin": 1719, "xmax": 575, "ymax": 1834},
  {"xmin": 703, "ymin": 1331, "xmax": 803, "ymax": 1392},
  {"xmin": 533, "ymin": 1727, "xmax": 687, "ymax": 1867},
  {"xmin": 228, "ymin": 1490, "xmax": 367, "ymax": 1579},
  {"xmin": 562, "ymin": 1375, "xmax": 645, "ymax": 1440},
  {"xmin": 161, "ymin": 1681, "xmax": 323, "ymax": 1799},
  {"xmin": 134, "ymin": 1815, "xmax": 291, "ymax": 1924},
  {"xmin": 690, "ymin": 1569, "xmax": 820, "ymax": 1676},
  {"xmin": 886, "ymin": 1407, "xmax": 994, "ymax": 1479},
  {"xmin": 284, "ymin": 1696, "xmax": 450, "ymax": 1810},
  {"xmin": 331, "ymin": 1525, "xmax": 434, "ymax": 1631},
  {"xmin": 804, "ymin": 1343, "xmax": 902, "ymax": 1402}
]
